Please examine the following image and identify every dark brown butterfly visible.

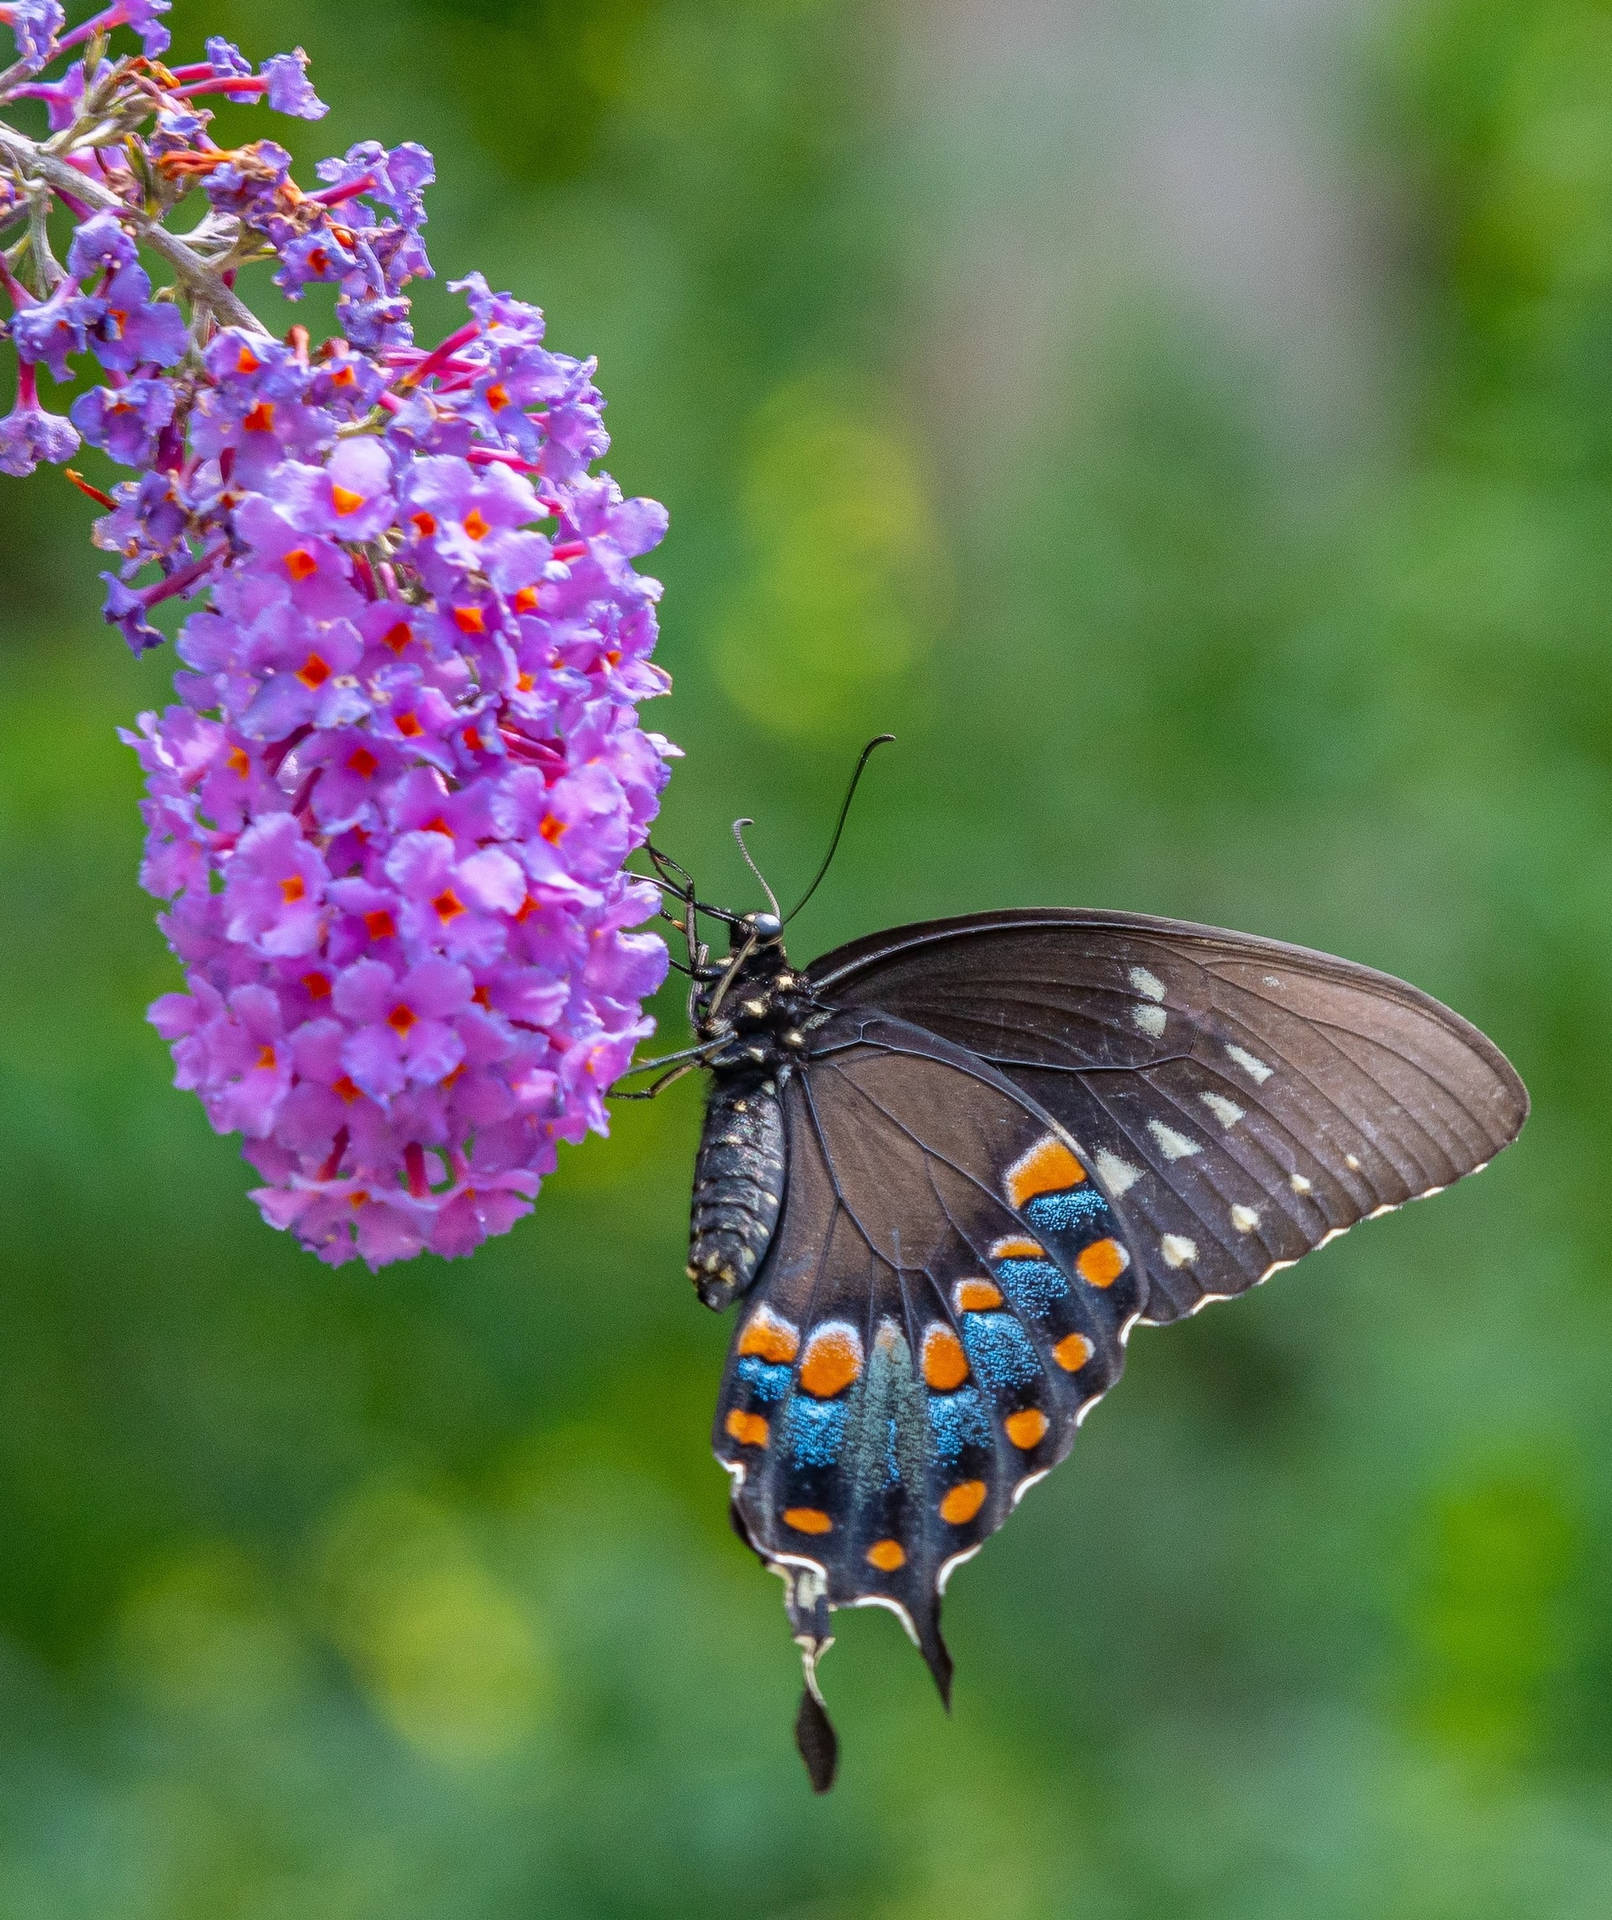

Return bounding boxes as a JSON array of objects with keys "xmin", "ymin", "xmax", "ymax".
[{"xmin": 622, "ymin": 744, "xmax": 1529, "ymax": 1791}]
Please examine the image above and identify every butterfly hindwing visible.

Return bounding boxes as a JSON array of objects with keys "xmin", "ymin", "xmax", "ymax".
[
  {"xmin": 713, "ymin": 1011, "xmax": 1144, "ymax": 1700},
  {"xmin": 808, "ymin": 912, "xmax": 1528, "ymax": 1323}
]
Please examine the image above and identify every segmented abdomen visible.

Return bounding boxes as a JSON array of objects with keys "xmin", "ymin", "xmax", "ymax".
[{"xmin": 689, "ymin": 1074, "xmax": 786, "ymax": 1310}]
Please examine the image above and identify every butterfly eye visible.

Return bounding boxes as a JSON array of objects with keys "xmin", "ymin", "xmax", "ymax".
[{"xmin": 746, "ymin": 911, "xmax": 783, "ymax": 939}]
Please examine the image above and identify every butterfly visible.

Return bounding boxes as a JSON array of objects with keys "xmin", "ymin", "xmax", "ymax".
[{"xmin": 621, "ymin": 742, "xmax": 1529, "ymax": 1791}]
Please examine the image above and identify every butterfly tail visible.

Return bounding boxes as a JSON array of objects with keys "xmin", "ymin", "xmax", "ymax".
[
  {"xmin": 917, "ymin": 1602, "xmax": 954, "ymax": 1711},
  {"xmin": 795, "ymin": 1660, "xmax": 839, "ymax": 1793}
]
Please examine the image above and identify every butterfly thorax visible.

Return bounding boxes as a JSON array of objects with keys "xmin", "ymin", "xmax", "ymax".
[{"xmin": 687, "ymin": 926, "xmax": 819, "ymax": 1311}]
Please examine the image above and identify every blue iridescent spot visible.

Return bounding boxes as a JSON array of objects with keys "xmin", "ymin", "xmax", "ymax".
[
  {"xmin": 736, "ymin": 1356, "xmax": 792, "ymax": 1404},
  {"xmin": 1026, "ymin": 1187, "xmax": 1111, "ymax": 1238},
  {"xmin": 994, "ymin": 1256, "xmax": 1069, "ymax": 1318},
  {"xmin": 785, "ymin": 1394, "xmax": 849, "ymax": 1469},
  {"xmin": 926, "ymin": 1386, "xmax": 992, "ymax": 1465},
  {"xmin": 883, "ymin": 1415, "xmax": 903, "ymax": 1488},
  {"xmin": 961, "ymin": 1312, "xmax": 1041, "ymax": 1390}
]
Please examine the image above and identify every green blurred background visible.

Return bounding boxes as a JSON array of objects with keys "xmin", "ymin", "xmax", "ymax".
[{"xmin": 0, "ymin": 0, "xmax": 1606, "ymax": 1911}]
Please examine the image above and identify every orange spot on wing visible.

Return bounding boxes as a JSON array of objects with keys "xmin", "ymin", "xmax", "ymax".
[
  {"xmin": 1005, "ymin": 1135, "xmax": 1086, "ymax": 1207},
  {"xmin": 939, "ymin": 1480, "xmax": 987, "ymax": 1525},
  {"xmin": 990, "ymin": 1237, "xmax": 1046, "ymax": 1262},
  {"xmin": 799, "ymin": 1324, "xmax": 862, "ymax": 1398},
  {"xmin": 866, "ymin": 1539, "xmax": 906, "ymax": 1572},
  {"xmin": 921, "ymin": 1324, "xmax": 969, "ymax": 1392},
  {"xmin": 736, "ymin": 1307, "xmax": 798, "ymax": 1365},
  {"xmin": 1076, "ymin": 1238, "xmax": 1129, "ymax": 1289},
  {"xmin": 724, "ymin": 1409, "xmax": 769, "ymax": 1447},
  {"xmin": 953, "ymin": 1278, "xmax": 1003, "ymax": 1314},
  {"xmin": 783, "ymin": 1507, "xmax": 833, "ymax": 1535},
  {"xmin": 1005, "ymin": 1408, "xmax": 1049, "ymax": 1449},
  {"xmin": 1053, "ymin": 1332, "xmax": 1094, "ymax": 1371}
]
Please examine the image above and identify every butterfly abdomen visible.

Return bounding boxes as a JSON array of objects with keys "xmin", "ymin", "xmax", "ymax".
[{"xmin": 689, "ymin": 1072, "xmax": 786, "ymax": 1311}]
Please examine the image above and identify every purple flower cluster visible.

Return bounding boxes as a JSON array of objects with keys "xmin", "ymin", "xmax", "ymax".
[{"xmin": 1, "ymin": 7, "xmax": 675, "ymax": 1265}]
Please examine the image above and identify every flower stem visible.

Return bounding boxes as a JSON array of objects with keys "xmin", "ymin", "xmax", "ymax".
[{"xmin": 0, "ymin": 119, "xmax": 265, "ymax": 332}]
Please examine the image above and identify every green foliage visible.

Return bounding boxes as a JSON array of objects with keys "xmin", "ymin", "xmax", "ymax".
[{"xmin": 0, "ymin": 0, "xmax": 1605, "ymax": 1911}]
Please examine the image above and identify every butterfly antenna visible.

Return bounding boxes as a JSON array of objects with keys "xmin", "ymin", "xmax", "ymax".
[
  {"xmin": 782, "ymin": 733, "xmax": 896, "ymax": 926},
  {"xmin": 731, "ymin": 818, "xmax": 782, "ymax": 922}
]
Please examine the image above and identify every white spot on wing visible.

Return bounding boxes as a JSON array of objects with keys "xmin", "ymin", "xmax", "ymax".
[
  {"xmin": 1132, "ymin": 1003, "xmax": 1167, "ymax": 1038},
  {"xmin": 1161, "ymin": 1233, "xmax": 1198, "ymax": 1268},
  {"xmin": 937, "ymin": 1544, "xmax": 983, "ymax": 1595},
  {"xmin": 794, "ymin": 1564, "xmax": 828, "ymax": 1609},
  {"xmin": 1011, "ymin": 1469, "xmax": 1052, "ymax": 1508},
  {"xmin": 1230, "ymin": 1204, "xmax": 1261, "ymax": 1233},
  {"xmin": 848, "ymin": 1593, "xmax": 920, "ymax": 1647},
  {"xmin": 1200, "ymin": 1092, "xmax": 1245, "ymax": 1129},
  {"xmin": 1345, "ymin": 1153, "xmax": 1362, "ymax": 1171},
  {"xmin": 1225, "ymin": 1044, "xmax": 1273, "ymax": 1084},
  {"xmin": 1094, "ymin": 1149, "xmax": 1143, "ymax": 1197},
  {"xmin": 1290, "ymin": 1173, "xmax": 1313, "ymax": 1195},
  {"xmin": 1148, "ymin": 1119, "xmax": 1201, "ymax": 1161},
  {"xmin": 1129, "ymin": 966, "xmax": 1166, "ymax": 1002}
]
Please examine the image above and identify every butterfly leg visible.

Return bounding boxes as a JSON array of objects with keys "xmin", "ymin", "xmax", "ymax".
[{"xmin": 610, "ymin": 1057, "xmax": 705, "ymax": 1101}]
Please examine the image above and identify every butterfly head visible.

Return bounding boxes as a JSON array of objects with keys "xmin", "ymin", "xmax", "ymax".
[{"xmin": 735, "ymin": 909, "xmax": 783, "ymax": 947}]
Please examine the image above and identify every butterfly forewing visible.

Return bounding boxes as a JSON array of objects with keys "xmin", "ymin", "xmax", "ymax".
[
  {"xmin": 807, "ymin": 912, "xmax": 1528, "ymax": 1323},
  {"xmin": 713, "ymin": 1012, "xmax": 1144, "ymax": 1690}
]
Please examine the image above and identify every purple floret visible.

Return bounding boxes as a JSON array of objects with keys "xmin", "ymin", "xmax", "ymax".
[
  {"xmin": 4, "ymin": 0, "xmax": 64, "ymax": 68},
  {"xmin": 0, "ymin": 388, "xmax": 78, "ymax": 475},
  {"xmin": 261, "ymin": 49, "xmax": 327, "ymax": 120},
  {"xmin": 11, "ymin": 285, "xmax": 103, "ymax": 383},
  {"xmin": 91, "ymin": 263, "xmax": 188, "ymax": 372},
  {"xmin": 70, "ymin": 377, "xmax": 176, "ymax": 468}
]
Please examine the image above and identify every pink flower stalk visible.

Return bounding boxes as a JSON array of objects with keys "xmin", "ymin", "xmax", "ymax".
[{"xmin": 1, "ymin": 4, "xmax": 675, "ymax": 1265}]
